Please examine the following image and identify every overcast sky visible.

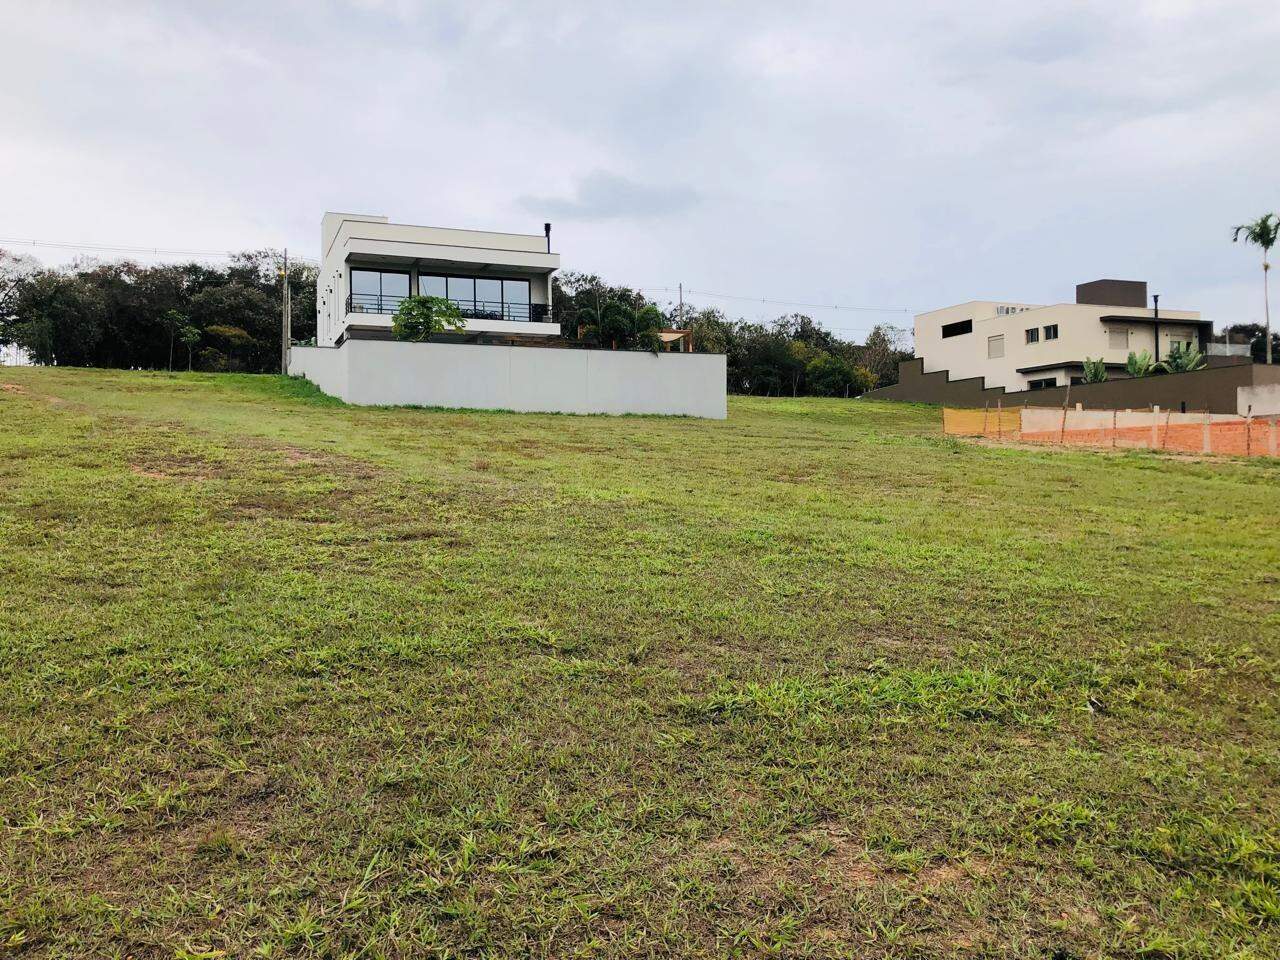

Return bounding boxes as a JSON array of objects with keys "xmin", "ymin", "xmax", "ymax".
[{"xmin": 3, "ymin": 0, "xmax": 1278, "ymax": 340}]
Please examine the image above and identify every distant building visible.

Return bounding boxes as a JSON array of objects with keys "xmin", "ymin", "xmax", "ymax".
[
  {"xmin": 1, "ymin": 343, "xmax": 32, "ymax": 366},
  {"xmin": 914, "ymin": 280, "xmax": 1211, "ymax": 391}
]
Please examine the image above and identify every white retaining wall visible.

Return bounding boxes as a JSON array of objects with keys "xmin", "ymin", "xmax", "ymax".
[
  {"xmin": 289, "ymin": 341, "xmax": 727, "ymax": 418},
  {"xmin": 1239, "ymin": 383, "xmax": 1280, "ymax": 416},
  {"xmin": 1020, "ymin": 406, "xmax": 1240, "ymax": 433}
]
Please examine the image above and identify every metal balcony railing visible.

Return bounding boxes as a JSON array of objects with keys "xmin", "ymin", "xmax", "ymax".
[{"xmin": 346, "ymin": 292, "xmax": 548, "ymax": 323}]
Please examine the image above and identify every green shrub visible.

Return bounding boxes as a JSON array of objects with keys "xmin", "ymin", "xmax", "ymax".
[
  {"xmin": 1125, "ymin": 349, "xmax": 1156, "ymax": 377},
  {"xmin": 392, "ymin": 295, "xmax": 466, "ymax": 341},
  {"xmin": 1082, "ymin": 357, "xmax": 1108, "ymax": 383},
  {"xmin": 1158, "ymin": 341, "xmax": 1207, "ymax": 374}
]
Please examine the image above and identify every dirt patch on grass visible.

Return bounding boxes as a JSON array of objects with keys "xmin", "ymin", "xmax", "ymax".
[{"xmin": 129, "ymin": 452, "xmax": 231, "ymax": 482}]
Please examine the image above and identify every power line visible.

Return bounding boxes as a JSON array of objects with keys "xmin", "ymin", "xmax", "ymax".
[
  {"xmin": 637, "ymin": 285, "xmax": 915, "ymax": 336},
  {"xmin": 639, "ymin": 285, "xmax": 913, "ymax": 315},
  {"xmin": 0, "ymin": 237, "xmax": 319, "ymax": 264}
]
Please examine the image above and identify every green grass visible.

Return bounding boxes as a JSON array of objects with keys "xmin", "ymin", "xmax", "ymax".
[{"xmin": 1, "ymin": 366, "xmax": 1278, "ymax": 959}]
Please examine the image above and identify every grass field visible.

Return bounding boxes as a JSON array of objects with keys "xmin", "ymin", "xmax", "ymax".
[{"xmin": 1, "ymin": 366, "xmax": 1278, "ymax": 959}]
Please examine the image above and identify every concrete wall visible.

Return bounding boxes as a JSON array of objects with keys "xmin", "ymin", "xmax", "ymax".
[
  {"xmin": 1239, "ymin": 382, "xmax": 1280, "ymax": 416},
  {"xmin": 914, "ymin": 301, "xmax": 1201, "ymax": 391},
  {"xmin": 866, "ymin": 357, "xmax": 1280, "ymax": 415},
  {"xmin": 289, "ymin": 341, "xmax": 728, "ymax": 418}
]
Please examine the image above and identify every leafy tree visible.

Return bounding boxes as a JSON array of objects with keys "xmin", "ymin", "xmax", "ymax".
[
  {"xmin": 391, "ymin": 295, "xmax": 466, "ymax": 341},
  {"xmin": 679, "ymin": 307, "xmax": 734, "ymax": 354},
  {"xmin": 806, "ymin": 352, "xmax": 876, "ymax": 396},
  {"xmin": 1157, "ymin": 341, "xmax": 1206, "ymax": 374},
  {"xmin": 1125, "ymin": 350, "xmax": 1156, "ymax": 377},
  {"xmin": 1081, "ymin": 357, "xmax": 1108, "ymax": 383},
  {"xmin": 179, "ymin": 325, "xmax": 200, "ymax": 371},
  {"xmin": 2, "ymin": 270, "xmax": 105, "ymax": 366},
  {"xmin": 1232, "ymin": 213, "xmax": 1278, "ymax": 364},
  {"xmin": 859, "ymin": 324, "xmax": 910, "ymax": 387},
  {"xmin": 205, "ymin": 324, "xmax": 254, "ymax": 369},
  {"xmin": 190, "ymin": 284, "xmax": 276, "ymax": 371},
  {"xmin": 162, "ymin": 309, "xmax": 187, "ymax": 371}
]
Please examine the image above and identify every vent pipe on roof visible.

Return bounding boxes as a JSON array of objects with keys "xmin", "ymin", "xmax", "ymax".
[
  {"xmin": 1153, "ymin": 293, "xmax": 1161, "ymax": 362},
  {"xmin": 544, "ymin": 222, "xmax": 552, "ymax": 253}
]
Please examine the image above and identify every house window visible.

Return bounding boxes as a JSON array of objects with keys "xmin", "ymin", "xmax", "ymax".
[
  {"xmin": 419, "ymin": 274, "xmax": 535, "ymax": 321},
  {"xmin": 941, "ymin": 319, "xmax": 973, "ymax": 338},
  {"xmin": 1028, "ymin": 377, "xmax": 1057, "ymax": 390},
  {"xmin": 987, "ymin": 335, "xmax": 1005, "ymax": 359},
  {"xmin": 350, "ymin": 269, "xmax": 410, "ymax": 313},
  {"xmin": 1025, "ymin": 327, "xmax": 1039, "ymax": 344},
  {"xmin": 1108, "ymin": 327, "xmax": 1128, "ymax": 350},
  {"xmin": 1043, "ymin": 324, "xmax": 1059, "ymax": 341}
]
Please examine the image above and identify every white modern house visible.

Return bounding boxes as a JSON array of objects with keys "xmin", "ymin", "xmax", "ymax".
[
  {"xmin": 316, "ymin": 212, "xmax": 561, "ymax": 345},
  {"xmin": 291, "ymin": 212, "xmax": 726, "ymax": 418},
  {"xmin": 914, "ymin": 280, "xmax": 1211, "ymax": 391}
]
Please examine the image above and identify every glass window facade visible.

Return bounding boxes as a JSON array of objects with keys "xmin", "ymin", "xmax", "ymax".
[
  {"xmin": 418, "ymin": 274, "xmax": 534, "ymax": 321},
  {"xmin": 350, "ymin": 269, "xmax": 410, "ymax": 313}
]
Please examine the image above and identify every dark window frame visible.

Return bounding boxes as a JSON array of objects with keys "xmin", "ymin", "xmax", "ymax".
[
  {"xmin": 1027, "ymin": 376, "xmax": 1057, "ymax": 390},
  {"xmin": 941, "ymin": 319, "xmax": 973, "ymax": 338},
  {"xmin": 1025, "ymin": 327, "xmax": 1039, "ymax": 344},
  {"xmin": 349, "ymin": 268, "xmax": 411, "ymax": 314},
  {"xmin": 1043, "ymin": 324, "xmax": 1059, "ymax": 341},
  {"xmin": 418, "ymin": 271, "xmax": 534, "ymax": 322}
]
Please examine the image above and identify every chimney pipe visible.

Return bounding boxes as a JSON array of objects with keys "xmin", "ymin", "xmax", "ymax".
[
  {"xmin": 1153, "ymin": 294, "xmax": 1161, "ymax": 363},
  {"xmin": 544, "ymin": 222, "xmax": 551, "ymax": 253}
]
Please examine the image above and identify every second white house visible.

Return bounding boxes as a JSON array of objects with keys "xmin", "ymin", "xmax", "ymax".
[{"xmin": 914, "ymin": 279, "xmax": 1211, "ymax": 391}]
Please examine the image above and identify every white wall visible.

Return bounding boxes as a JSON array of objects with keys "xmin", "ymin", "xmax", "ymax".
[
  {"xmin": 289, "ymin": 342, "xmax": 727, "ymax": 418},
  {"xmin": 1239, "ymin": 383, "xmax": 1280, "ymax": 416}
]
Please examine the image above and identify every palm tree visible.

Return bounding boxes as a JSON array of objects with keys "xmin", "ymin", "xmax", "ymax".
[{"xmin": 1233, "ymin": 214, "xmax": 1278, "ymax": 364}]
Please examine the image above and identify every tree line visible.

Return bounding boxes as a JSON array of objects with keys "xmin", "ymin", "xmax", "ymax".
[
  {"xmin": 552, "ymin": 271, "xmax": 911, "ymax": 395},
  {"xmin": 0, "ymin": 251, "xmax": 909, "ymax": 393},
  {"xmin": 0, "ymin": 249, "xmax": 315, "ymax": 373}
]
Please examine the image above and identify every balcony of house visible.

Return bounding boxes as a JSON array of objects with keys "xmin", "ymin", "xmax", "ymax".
[{"xmin": 345, "ymin": 266, "xmax": 557, "ymax": 336}]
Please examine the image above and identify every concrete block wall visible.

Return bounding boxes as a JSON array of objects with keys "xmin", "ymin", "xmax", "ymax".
[{"xmin": 289, "ymin": 341, "xmax": 727, "ymax": 419}]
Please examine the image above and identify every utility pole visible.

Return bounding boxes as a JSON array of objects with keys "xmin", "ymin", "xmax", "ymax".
[
  {"xmin": 678, "ymin": 282, "xmax": 683, "ymax": 326},
  {"xmin": 280, "ymin": 248, "xmax": 290, "ymax": 375}
]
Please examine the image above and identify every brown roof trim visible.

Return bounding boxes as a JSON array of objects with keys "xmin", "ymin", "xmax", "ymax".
[{"xmin": 1016, "ymin": 360, "xmax": 1127, "ymax": 374}]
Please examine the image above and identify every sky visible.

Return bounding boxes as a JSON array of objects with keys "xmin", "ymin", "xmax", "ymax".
[{"xmin": 2, "ymin": 0, "xmax": 1278, "ymax": 342}]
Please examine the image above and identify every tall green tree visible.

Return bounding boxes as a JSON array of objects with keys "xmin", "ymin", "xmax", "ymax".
[{"xmin": 1233, "ymin": 213, "xmax": 1278, "ymax": 364}]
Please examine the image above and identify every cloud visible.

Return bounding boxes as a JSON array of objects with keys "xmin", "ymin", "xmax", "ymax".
[
  {"xmin": 521, "ymin": 172, "xmax": 700, "ymax": 221},
  {"xmin": 1, "ymin": 0, "xmax": 1278, "ymax": 337}
]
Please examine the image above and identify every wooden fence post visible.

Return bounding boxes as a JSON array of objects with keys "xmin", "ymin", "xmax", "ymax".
[
  {"xmin": 996, "ymin": 399, "xmax": 1003, "ymax": 440},
  {"xmin": 1245, "ymin": 405, "xmax": 1252, "ymax": 457},
  {"xmin": 982, "ymin": 401, "xmax": 989, "ymax": 437},
  {"xmin": 1202, "ymin": 409, "xmax": 1210, "ymax": 455},
  {"xmin": 1112, "ymin": 408, "xmax": 1118, "ymax": 450},
  {"xmin": 1150, "ymin": 405, "xmax": 1160, "ymax": 449}
]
